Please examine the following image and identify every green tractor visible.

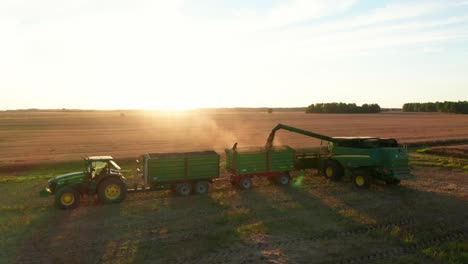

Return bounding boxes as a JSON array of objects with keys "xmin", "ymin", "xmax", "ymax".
[
  {"xmin": 40, "ymin": 156, "xmax": 127, "ymax": 209},
  {"xmin": 265, "ymin": 124, "xmax": 414, "ymax": 188}
]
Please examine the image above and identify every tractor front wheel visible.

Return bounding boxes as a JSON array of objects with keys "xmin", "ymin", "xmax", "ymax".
[
  {"xmin": 98, "ymin": 178, "xmax": 127, "ymax": 204},
  {"xmin": 55, "ymin": 187, "xmax": 80, "ymax": 210},
  {"xmin": 352, "ymin": 172, "xmax": 372, "ymax": 189}
]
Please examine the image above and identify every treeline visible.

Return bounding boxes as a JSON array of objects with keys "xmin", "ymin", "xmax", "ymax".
[
  {"xmin": 306, "ymin": 103, "xmax": 381, "ymax": 113},
  {"xmin": 402, "ymin": 101, "xmax": 468, "ymax": 114}
]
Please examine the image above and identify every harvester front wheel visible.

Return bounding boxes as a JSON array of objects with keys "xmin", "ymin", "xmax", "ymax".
[
  {"xmin": 276, "ymin": 173, "xmax": 290, "ymax": 186},
  {"xmin": 239, "ymin": 177, "xmax": 252, "ymax": 190},
  {"xmin": 352, "ymin": 172, "xmax": 372, "ymax": 189},
  {"xmin": 98, "ymin": 177, "xmax": 127, "ymax": 204},
  {"xmin": 176, "ymin": 182, "xmax": 192, "ymax": 196},
  {"xmin": 55, "ymin": 187, "xmax": 80, "ymax": 210},
  {"xmin": 323, "ymin": 160, "xmax": 344, "ymax": 181},
  {"xmin": 194, "ymin": 181, "xmax": 209, "ymax": 194}
]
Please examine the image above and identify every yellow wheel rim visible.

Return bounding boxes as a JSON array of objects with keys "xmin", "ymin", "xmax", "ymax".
[
  {"xmin": 326, "ymin": 167, "xmax": 334, "ymax": 177},
  {"xmin": 60, "ymin": 192, "xmax": 75, "ymax": 206},
  {"xmin": 105, "ymin": 184, "xmax": 121, "ymax": 200},
  {"xmin": 355, "ymin": 175, "xmax": 365, "ymax": 186}
]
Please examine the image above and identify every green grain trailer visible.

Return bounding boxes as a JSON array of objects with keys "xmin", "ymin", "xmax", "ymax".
[
  {"xmin": 141, "ymin": 151, "xmax": 220, "ymax": 196},
  {"xmin": 265, "ymin": 124, "xmax": 414, "ymax": 189},
  {"xmin": 225, "ymin": 145, "xmax": 295, "ymax": 189}
]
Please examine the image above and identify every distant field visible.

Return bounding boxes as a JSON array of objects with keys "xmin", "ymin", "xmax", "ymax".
[{"xmin": 0, "ymin": 110, "xmax": 467, "ymax": 169}]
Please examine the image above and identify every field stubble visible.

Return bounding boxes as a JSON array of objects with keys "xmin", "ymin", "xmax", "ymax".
[{"xmin": 0, "ymin": 166, "xmax": 467, "ymax": 263}]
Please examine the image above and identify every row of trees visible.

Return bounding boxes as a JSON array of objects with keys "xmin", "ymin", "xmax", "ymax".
[
  {"xmin": 402, "ymin": 101, "xmax": 468, "ymax": 114},
  {"xmin": 306, "ymin": 103, "xmax": 381, "ymax": 113}
]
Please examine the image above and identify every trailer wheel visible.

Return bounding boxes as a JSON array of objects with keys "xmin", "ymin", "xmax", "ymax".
[
  {"xmin": 353, "ymin": 172, "xmax": 371, "ymax": 189},
  {"xmin": 276, "ymin": 173, "xmax": 290, "ymax": 186},
  {"xmin": 176, "ymin": 182, "xmax": 192, "ymax": 196},
  {"xmin": 194, "ymin": 181, "xmax": 209, "ymax": 194},
  {"xmin": 239, "ymin": 177, "xmax": 252, "ymax": 190},
  {"xmin": 323, "ymin": 160, "xmax": 344, "ymax": 181},
  {"xmin": 55, "ymin": 187, "xmax": 80, "ymax": 210},
  {"xmin": 98, "ymin": 177, "xmax": 127, "ymax": 204}
]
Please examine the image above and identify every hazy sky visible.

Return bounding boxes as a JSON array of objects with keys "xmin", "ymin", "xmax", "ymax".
[{"xmin": 1, "ymin": 0, "xmax": 468, "ymax": 110}]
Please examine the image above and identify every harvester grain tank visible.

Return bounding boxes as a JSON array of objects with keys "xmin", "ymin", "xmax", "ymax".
[{"xmin": 265, "ymin": 123, "xmax": 414, "ymax": 188}]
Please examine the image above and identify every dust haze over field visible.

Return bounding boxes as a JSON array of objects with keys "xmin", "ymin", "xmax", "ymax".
[{"xmin": 0, "ymin": 110, "xmax": 467, "ymax": 168}]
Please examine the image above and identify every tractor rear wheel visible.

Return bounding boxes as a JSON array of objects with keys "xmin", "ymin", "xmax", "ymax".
[
  {"xmin": 98, "ymin": 177, "xmax": 127, "ymax": 204},
  {"xmin": 194, "ymin": 181, "xmax": 209, "ymax": 194},
  {"xmin": 176, "ymin": 182, "xmax": 192, "ymax": 196},
  {"xmin": 352, "ymin": 172, "xmax": 372, "ymax": 189},
  {"xmin": 323, "ymin": 160, "xmax": 344, "ymax": 181},
  {"xmin": 55, "ymin": 187, "xmax": 80, "ymax": 210},
  {"xmin": 239, "ymin": 177, "xmax": 252, "ymax": 190},
  {"xmin": 276, "ymin": 173, "xmax": 290, "ymax": 186}
]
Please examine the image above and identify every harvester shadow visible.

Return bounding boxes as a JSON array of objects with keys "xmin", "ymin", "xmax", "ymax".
[
  {"xmin": 329, "ymin": 182, "xmax": 468, "ymax": 231},
  {"xmin": 279, "ymin": 171, "xmax": 468, "ymax": 263},
  {"xmin": 216, "ymin": 178, "xmax": 371, "ymax": 264}
]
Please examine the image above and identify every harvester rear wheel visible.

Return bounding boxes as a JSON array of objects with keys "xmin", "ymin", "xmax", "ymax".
[
  {"xmin": 323, "ymin": 160, "xmax": 344, "ymax": 181},
  {"xmin": 194, "ymin": 181, "xmax": 209, "ymax": 194},
  {"xmin": 55, "ymin": 187, "xmax": 80, "ymax": 210},
  {"xmin": 239, "ymin": 177, "xmax": 252, "ymax": 190},
  {"xmin": 276, "ymin": 173, "xmax": 290, "ymax": 186},
  {"xmin": 352, "ymin": 172, "xmax": 371, "ymax": 189},
  {"xmin": 98, "ymin": 177, "xmax": 127, "ymax": 204},
  {"xmin": 176, "ymin": 182, "xmax": 192, "ymax": 196}
]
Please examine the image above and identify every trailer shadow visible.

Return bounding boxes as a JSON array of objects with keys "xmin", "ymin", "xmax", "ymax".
[
  {"xmin": 278, "ymin": 169, "xmax": 468, "ymax": 263},
  {"xmin": 183, "ymin": 177, "xmax": 379, "ymax": 264}
]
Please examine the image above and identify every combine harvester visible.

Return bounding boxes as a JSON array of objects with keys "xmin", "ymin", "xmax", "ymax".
[
  {"xmin": 39, "ymin": 124, "xmax": 413, "ymax": 209},
  {"xmin": 266, "ymin": 124, "xmax": 414, "ymax": 188}
]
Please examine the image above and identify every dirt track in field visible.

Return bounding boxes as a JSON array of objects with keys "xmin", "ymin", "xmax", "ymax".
[
  {"xmin": 6, "ymin": 166, "xmax": 467, "ymax": 264},
  {"xmin": 0, "ymin": 111, "xmax": 467, "ymax": 168}
]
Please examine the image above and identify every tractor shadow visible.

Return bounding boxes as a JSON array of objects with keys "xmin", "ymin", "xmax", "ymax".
[{"xmin": 12, "ymin": 198, "xmax": 126, "ymax": 264}]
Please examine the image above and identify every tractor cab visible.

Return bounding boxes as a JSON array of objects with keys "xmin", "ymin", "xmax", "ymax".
[{"xmin": 84, "ymin": 156, "xmax": 122, "ymax": 179}]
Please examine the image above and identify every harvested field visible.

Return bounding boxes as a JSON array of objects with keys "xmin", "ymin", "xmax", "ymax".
[
  {"xmin": 0, "ymin": 166, "xmax": 466, "ymax": 263},
  {"xmin": 423, "ymin": 145, "xmax": 468, "ymax": 159},
  {"xmin": 0, "ymin": 111, "xmax": 467, "ymax": 169}
]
